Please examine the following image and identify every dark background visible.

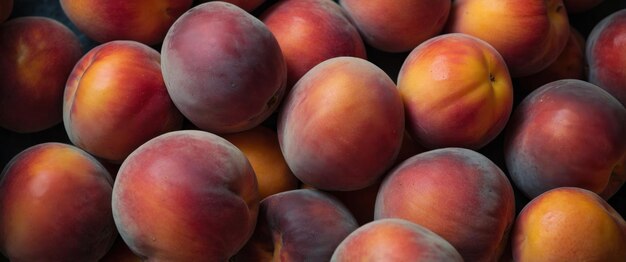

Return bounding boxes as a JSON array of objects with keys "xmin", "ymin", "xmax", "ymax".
[{"xmin": 1, "ymin": 0, "xmax": 626, "ymax": 260}]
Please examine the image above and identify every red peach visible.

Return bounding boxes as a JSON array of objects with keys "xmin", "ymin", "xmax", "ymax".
[
  {"xmin": 375, "ymin": 147, "xmax": 516, "ymax": 261},
  {"xmin": 162, "ymin": 2, "xmax": 287, "ymax": 134},
  {"xmin": 0, "ymin": 16, "xmax": 82, "ymax": 133},
  {"xmin": 278, "ymin": 56, "xmax": 404, "ymax": 191},
  {"xmin": 587, "ymin": 8, "xmax": 626, "ymax": 106},
  {"xmin": 260, "ymin": 0, "xmax": 366, "ymax": 89},
  {"xmin": 331, "ymin": 218, "xmax": 463, "ymax": 261},
  {"xmin": 59, "ymin": 0, "xmax": 192, "ymax": 45},
  {"xmin": 339, "ymin": 0, "xmax": 451, "ymax": 53},
  {"xmin": 63, "ymin": 40, "xmax": 183, "ymax": 163},
  {"xmin": 0, "ymin": 142, "xmax": 116, "ymax": 261},
  {"xmin": 112, "ymin": 130, "xmax": 259, "ymax": 261},
  {"xmin": 232, "ymin": 189, "xmax": 358, "ymax": 262}
]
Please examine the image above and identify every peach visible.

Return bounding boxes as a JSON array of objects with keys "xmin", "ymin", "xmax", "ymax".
[
  {"xmin": 112, "ymin": 130, "xmax": 259, "ymax": 261},
  {"xmin": 446, "ymin": 0, "xmax": 570, "ymax": 77},
  {"xmin": 397, "ymin": 33, "xmax": 513, "ymax": 150},
  {"xmin": 0, "ymin": 16, "xmax": 82, "ymax": 133},
  {"xmin": 339, "ymin": 0, "xmax": 451, "ymax": 53},
  {"xmin": 512, "ymin": 187, "xmax": 626, "ymax": 261},
  {"xmin": 587, "ymin": 8, "xmax": 626, "ymax": 106},
  {"xmin": 260, "ymin": 0, "xmax": 366, "ymax": 89},
  {"xmin": 162, "ymin": 2, "xmax": 287, "ymax": 134},
  {"xmin": 277, "ymin": 56, "xmax": 404, "ymax": 191},
  {"xmin": 0, "ymin": 142, "xmax": 116, "ymax": 261},
  {"xmin": 0, "ymin": 0, "xmax": 12, "ymax": 22},
  {"xmin": 232, "ymin": 189, "xmax": 358, "ymax": 261},
  {"xmin": 331, "ymin": 218, "xmax": 463, "ymax": 261},
  {"xmin": 222, "ymin": 125, "xmax": 299, "ymax": 200},
  {"xmin": 59, "ymin": 0, "xmax": 192, "ymax": 45},
  {"xmin": 63, "ymin": 40, "xmax": 183, "ymax": 163},
  {"xmin": 504, "ymin": 79, "xmax": 626, "ymax": 199},
  {"xmin": 563, "ymin": 0, "xmax": 605, "ymax": 13},
  {"xmin": 195, "ymin": 0, "xmax": 266, "ymax": 12},
  {"xmin": 375, "ymin": 147, "xmax": 516, "ymax": 261},
  {"xmin": 515, "ymin": 26, "xmax": 587, "ymax": 95}
]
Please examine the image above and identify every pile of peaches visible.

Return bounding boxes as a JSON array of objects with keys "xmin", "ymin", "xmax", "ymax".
[{"xmin": 1, "ymin": 0, "xmax": 626, "ymax": 261}]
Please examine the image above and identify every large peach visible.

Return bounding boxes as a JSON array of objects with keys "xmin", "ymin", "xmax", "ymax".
[
  {"xmin": 0, "ymin": 142, "xmax": 116, "ymax": 261},
  {"xmin": 162, "ymin": 2, "xmax": 287, "ymax": 134},
  {"xmin": 587, "ymin": 8, "xmax": 626, "ymax": 106},
  {"xmin": 446, "ymin": 0, "xmax": 570, "ymax": 77},
  {"xmin": 515, "ymin": 26, "xmax": 587, "ymax": 94},
  {"xmin": 339, "ymin": 0, "xmax": 451, "ymax": 53},
  {"xmin": 63, "ymin": 40, "xmax": 183, "ymax": 163},
  {"xmin": 222, "ymin": 125, "xmax": 299, "ymax": 200},
  {"xmin": 232, "ymin": 189, "xmax": 358, "ymax": 262},
  {"xmin": 331, "ymin": 218, "xmax": 463, "ymax": 261},
  {"xmin": 260, "ymin": 0, "xmax": 366, "ymax": 89},
  {"xmin": 112, "ymin": 130, "xmax": 259, "ymax": 261},
  {"xmin": 512, "ymin": 187, "xmax": 626, "ymax": 261},
  {"xmin": 397, "ymin": 33, "xmax": 513, "ymax": 150},
  {"xmin": 504, "ymin": 79, "xmax": 626, "ymax": 199},
  {"xmin": 59, "ymin": 0, "xmax": 192, "ymax": 45},
  {"xmin": 375, "ymin": 147, "xmax": 516, "ymax": 261},
  {"xmin": 277, "ymin": 56, "xmax": 404, "ymax": 191},
  {"xmin": 0, "ymin": 0, "xmax": 12, "ymax": 22},
  {"xmin": 0, "ymin": 16, "xmax": 82, "ymax": 133}
]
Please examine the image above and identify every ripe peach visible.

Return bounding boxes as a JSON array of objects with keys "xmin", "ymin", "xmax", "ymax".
[
  {"xmin": 397, "ymin": 33, "xmax": 513, "ymax": 150},
  {"xmin": 512, "ymin": 187, "xmax": 626, "ymax": 261},
  {"xmin": 375, "ymin": 147, "xmax": 516, "ymax": 261},
  {"xmin": 63, "ymin": 40, "xmax": 183, "ymax": 163},
  {"xmin": 277, "ymin": 56, "xmax": 404, "ymax": 191},
  {"xmin": 260, "ymin": 0, "xmax": 366, "ymax": 89},
  {"xmin": 504, "ymin": 79, "xmax": 626, "ymax": 199},
  {"xmin": 516, "ymin": 27, "xmax": 587, "ymax": 94},
  {"xmin": 59, "ymin": 0, "xmax": 192, "ymax": 45},
  {"xmin": 0, "ymin": 143, "xmax": 116, "ymax": 261},
  {"xmin": 112, "ymin": 130, "xmax": 259, "ymax": 261},
  {"xmin": 232, "ymin": 189, "xmax": 358, "ymax": 262},
  {"xmin": 587, "ymin": 8, "xmax": 626, "ymax": 106},
  {"xmin": 0, "ymin": 16, "xmax": 82, "ymax": 133},
  {"xmin": 222, "ymin": 125, "xmax": 299, "ymax": 200},
  {"xmin": 331, "ymin": 218, "xmax": 463, "ymax": 261},
  {"xmin": 162, "ymin": 2, "xmax": 287, "ymax": 134},
  {"xmin": 447, "ymin": 0, "xmax": 570, "ymax": 77},
  {"xmin": 339, "ymin": 0, "xmax": 451, "ymax": 53}
]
